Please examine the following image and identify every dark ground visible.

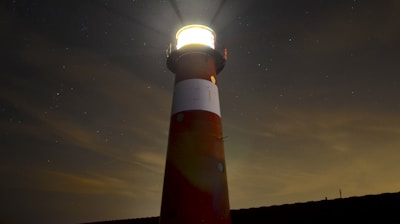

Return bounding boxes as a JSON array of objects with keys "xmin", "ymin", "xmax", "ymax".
[{"xmin": 86, "ymin": 191, "xmax": 400, "ymax": 224}]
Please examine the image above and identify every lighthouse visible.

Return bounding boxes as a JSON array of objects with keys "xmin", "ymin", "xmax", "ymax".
[{"xmin": 160, "ymin": 25, "xmax": 231, "ymax": 224}]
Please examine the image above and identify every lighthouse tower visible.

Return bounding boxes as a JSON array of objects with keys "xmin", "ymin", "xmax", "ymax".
[{"xmin": 160, "ymin": 25, "xmax": 231, "ymax": 224}]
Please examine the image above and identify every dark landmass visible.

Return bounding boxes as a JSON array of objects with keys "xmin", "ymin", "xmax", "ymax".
[{"xmin": 85, "ymin": 192, "xmax": 400, "ymax": 223}]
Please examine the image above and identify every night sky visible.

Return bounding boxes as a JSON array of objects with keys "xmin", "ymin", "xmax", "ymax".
[{"xmin": 1, "ymin": 0, "xmax": 400, "ymax": 223}]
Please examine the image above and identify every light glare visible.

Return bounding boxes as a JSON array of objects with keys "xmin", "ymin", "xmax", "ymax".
[{"xmin": 176, "ymin": 25, "xmax": 215, "ymax": 50}]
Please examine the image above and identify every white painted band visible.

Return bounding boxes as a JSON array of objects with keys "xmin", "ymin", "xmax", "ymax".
[{"xmin": 172, "ymin": 79, "xmax": 221, "ymax": 117}]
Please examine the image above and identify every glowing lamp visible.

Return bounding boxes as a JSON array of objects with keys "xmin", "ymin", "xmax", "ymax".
[{"xmin": 176, "ymin": 25, "xmax": 215, "ymax": 50}]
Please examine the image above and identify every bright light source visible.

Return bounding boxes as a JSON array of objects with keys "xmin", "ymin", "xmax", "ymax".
[{"xmin": 176, "ymin": 25, "xmax": 215, "ymax": 50}]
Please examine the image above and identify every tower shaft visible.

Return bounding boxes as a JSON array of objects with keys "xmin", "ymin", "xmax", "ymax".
[{"xmin": 160, "ymin": 37, "xmax": 231, "ymax": 223}]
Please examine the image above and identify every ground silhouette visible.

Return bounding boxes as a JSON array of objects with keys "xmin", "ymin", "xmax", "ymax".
[{"xmin": 85, "ymin": 192, "xmax": 400, "ymax": 224}]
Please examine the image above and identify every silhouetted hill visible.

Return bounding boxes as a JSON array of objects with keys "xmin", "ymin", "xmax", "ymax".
[
  {"xmin": 85, "ymin": 192, "xmax": 400, "ymax": 224},
  {"xmin": 232, "ymin": 192, "xmax": 400, "ymax": 224}
]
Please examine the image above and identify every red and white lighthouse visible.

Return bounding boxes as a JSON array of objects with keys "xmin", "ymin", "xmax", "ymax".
[{"xmin": 160, "ymin": 25, "xmax": 231, "ymax": 224}]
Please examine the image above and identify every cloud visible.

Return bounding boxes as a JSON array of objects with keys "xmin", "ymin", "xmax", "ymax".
[
  {"xmin": 300, "ymin": 1, "xmax": 400, "ymax": 54},
  {"xmin": 135, "ymin": 152, "xmax": 165, "ymax": 171},
  {"xmin": 39, "ymin": 169, "xmax": 136, "ymax": 197},
  {"xmin": 0, "ymin": 23, "xmax": 169, "ymax": 215},
  {"xmin": 1, "ymin": 27, "xmax": 171, "ymax": 157},
  {"xmin": 225, "ymin": 106, "xmax": 400, "ymax": 208}
]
